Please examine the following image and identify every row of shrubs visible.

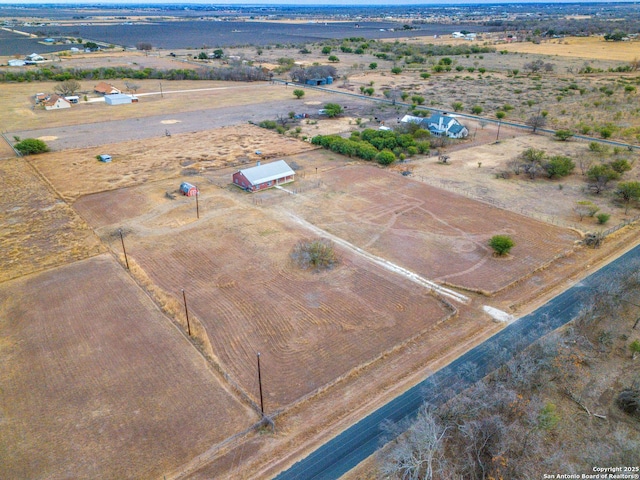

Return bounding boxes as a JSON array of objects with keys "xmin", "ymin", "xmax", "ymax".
[{"xmin": 311, "ymin": 128, "xmax": 430, "ymax": 165}]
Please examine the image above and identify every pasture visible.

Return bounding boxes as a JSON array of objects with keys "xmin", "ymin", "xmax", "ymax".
[
  {"xmin": 0, "ymin": 158, "xmax": 103, "ymax": 283},
  {"xmin": 0, "ymin": 254, "xmax": 255, "ymax": 480}
]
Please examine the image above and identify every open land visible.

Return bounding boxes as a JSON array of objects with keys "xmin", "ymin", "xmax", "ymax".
[
  {"xmin": 0, "ymin": 254, "xmax": 255, "ymax": 480},
  {"xmin": 2, "ymin": 6, "xmax": 640, "ymax": 480}
]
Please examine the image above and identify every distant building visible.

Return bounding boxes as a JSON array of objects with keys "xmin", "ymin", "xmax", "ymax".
[
  {"xmin": 233, "ymin": 160, "xmax": 295, "ymax": 192},
  {"xmin": 8, "ymin": 59, "xmax": 26, "ymax": 67},
  {"xmin": 43, "ymin": 95, "xmax": 71, "ymax": 110},
  {"xmin": 104, "ymin": 94, "xmax": 137, "ymax": 105},
  {"xmin": 401, "ymin": 113, "xmax": 469, "ymax": 139},
  {"xmin": 94, "ymin": 82, "xmax": 121, "ymax": 95},
  {"xmin": 24, "ymin": 53, "xmax": 45, "ymax": 64}
]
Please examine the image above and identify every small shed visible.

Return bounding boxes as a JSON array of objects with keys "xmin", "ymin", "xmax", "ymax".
[
  {"xmin": 105, "ymin": 94, "xmax": 133, "ymax": 106},
  {"xmin": 180, "ymin": 182, "xmax": 199, "ymax": 196},
  {"xmin": 98, "ymin": 154, "xmax": 112, "ymax": 162},
  {"xmin": 233, "ymin": 160, "xmax": 295, "ymax": 192}
]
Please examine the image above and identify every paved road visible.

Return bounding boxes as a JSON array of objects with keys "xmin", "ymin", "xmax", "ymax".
[{"xmin": 274, "ymin": 243, "xmax": 640, "ymax": 480}]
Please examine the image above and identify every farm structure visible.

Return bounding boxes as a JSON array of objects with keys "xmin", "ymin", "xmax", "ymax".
[
  {"xmin": 43, "ymin": 94, "xmax": 71, "ymax": 110},
  {"xmin": 94, "ymin": 82, "xmax": 121, "ymax": 95},
  {"xmin": 233, "ymin": 159, "xmax": 295, "ymax": 192},
  {"xmin": 180, "ymin": 181, "xmax": 198, "ymax": 196},
  {"xmin": 105, "ymin": 93, "xmax": 137, "ymax": 105}
]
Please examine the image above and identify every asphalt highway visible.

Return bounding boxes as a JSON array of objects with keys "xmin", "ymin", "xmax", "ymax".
[{"xmin": 274, "ymin": 243, "xmax": 640, "ymax": 480}]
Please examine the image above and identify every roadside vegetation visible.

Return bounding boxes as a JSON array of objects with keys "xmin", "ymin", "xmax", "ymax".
[{"xmin": 378, "ymin": 264, "xmax": 640, "ymax": 479}]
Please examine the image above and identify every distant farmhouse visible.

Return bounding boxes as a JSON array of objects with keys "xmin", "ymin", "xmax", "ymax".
[
  {"xmin": 24, "ymin": 53, "xmax": 46, "ymax": 64},
  {"xmin": 94, "ymin": 82, "xmax": 121, "ymax": 95},
  {"xmin": 401, "ymin": 113, "xmax": 469, "ymax": 139},
  {"xmin": 43, "ymin": 95, "xmax": 71, "ymax": 110},
  {"xmin": 233, "ymin": 160, "xmax": 295, "ymax": 192}
]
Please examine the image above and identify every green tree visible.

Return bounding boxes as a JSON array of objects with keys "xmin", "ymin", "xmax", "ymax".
[
  {"xmin": 596, "ymin": 213, "xmax": 611, "ymax": 224},
  {"xmin": 376, "ymin": 150, "xmax": 396, "ymax": 165},
  {"xmin": 321, "ymin": 46, "xmax": 332, "ymax": 55},
  {"xmin": 496, "ymin": 111, "xmax": 506, "ymax": 120},
  {"xmin": 538, "ymin": 402, "xmax": 560, "ymax": 430},
  {"xmin": 573, "ymin": 200, "xmax": 600, "ymax": 221},
  {"xmin": 391, "ymin": 66, "xmax": 403, "ymax": 75},
  {"xmin": 212, "ymin": 49, "xmax": 224, "ymax": 58},
  {"xmin": 555, "ymin": 130, "xmax": 574, "ymax": 141},
  {"xmin": 587, "ymin": 164, "xmax": 620, "ymax": 194},
  {"xmin": 14, "ymin": 138, "xmax": 49, "ymax": 155},
  {"xmin": 610, "ymin": 159, "xmax": 631, "ymax": 174},
  {"xmin": 471, "ymin": 105, "xmax": 483, "ymax": 115},
  {"xmin": 293, "ymin": 89, "xmax": 305, "ymax": 99},
  {"xmin": 544, "ymin": 155, "xmax": 575, "ymax": 179},
  {"xmin": 197, "ymin": 51, "xmax": 208, "ymax": 60},
  {"xmin": 489, "ymin": 235, "xmax": 515, "ymax": 256},
  {"xmin": 328, "ymin": 55, "xmax": 340, "ymax": 63},
  {"xmin": 615, "ymin": 181, "xmax": 640, "ymax": 213},
  {"xmin": 420, "ymin": 72, "xmax": 431, "ymax": 79},
  {"xmin": 84, "ymin": 41, "xmax": 99, "ymax": 51},
  {"xmin": 369, "ymin": 62, "xmax": 377, "ymax": 70},
  {"xmin": 452, "ymin": 101, "xmax": 463, "ymax": 112},
  {"xmin": 411, "ymin": 95, "xmax": 425, "ymax": 105},
  {"xmin": 323, "ymin": 103, "xmax": 343, "ymax": 118}
]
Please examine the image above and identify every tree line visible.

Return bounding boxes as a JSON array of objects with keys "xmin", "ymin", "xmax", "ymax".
[{"xmin": 0, "ymin": 65, "xmax": 269, "ymax": 83}]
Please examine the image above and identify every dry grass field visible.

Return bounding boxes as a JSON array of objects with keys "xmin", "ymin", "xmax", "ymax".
[
  {"xmin": 29, "ymin": 125, "xmax": 316, "ymax": 201},
  {"xmin": 0, "ymin": 158, "xmax": 103, "ymax": 283},
  {"xmin": 75, "ymin": 186, "xmax": 453, "ymax": 410},
  {"xmin": 499, "ymin": 36, "xmax": 640, "ymax": 62},
  {"xmin": 0, "ymin": 254, "xmax": 255, "ymax": 480},
  {"xmin": 0, "ymin": 80, "xmax": 326, "ymax": 132}
]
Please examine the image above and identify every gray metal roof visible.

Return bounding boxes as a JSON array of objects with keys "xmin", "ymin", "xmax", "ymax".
[{"xmin": 239, "ymin": 160, "xmax": 295, "ymax": 185}]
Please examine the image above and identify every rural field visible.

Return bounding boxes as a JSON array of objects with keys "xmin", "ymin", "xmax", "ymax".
[
  {"xmin": 3, "ymin": 7, "xmax": 640, "ymax": 479},
  {"xmin": 0, "ymin": 254, "xmax": 255, "ymax": 480},
  {"xmin": 0, "ymin": 157, "xmax": 103, "ymax": 283},
  {"xmin": 75, "ymin": 184, "xmax": 454, "ymax": 409},
  {"xmin": 276, "ymin": 162, "xmax": 580, "ymax": 294}
]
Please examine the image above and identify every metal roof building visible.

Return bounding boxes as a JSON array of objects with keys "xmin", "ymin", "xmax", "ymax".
[{"xmin": 232, "ymin": 160, "xmax": 295, "ymax": 192}]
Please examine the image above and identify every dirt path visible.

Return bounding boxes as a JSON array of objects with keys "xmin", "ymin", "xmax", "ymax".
[{"xmin": 280, "ymin": 209, "xmax": 469, "ymax": 304}]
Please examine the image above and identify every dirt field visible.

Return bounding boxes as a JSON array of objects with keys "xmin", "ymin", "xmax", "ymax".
[
  {"xmin": 276, "ymin": 163, "xmax": 580, "ymax": 294},
  {"xmin": 29, "ymin": 125, "xmax": 317, "ymax": 201},
  {"xmin": 0, "ymin": 254, "xmax": 255, "ymax": 480},
  {"xmin": 0, "ymin": 158, "xmax": 103, "ymax": 283},
  {"xmin": 75, "ymin": 186, "xmax": 453, "ymax": 410}
]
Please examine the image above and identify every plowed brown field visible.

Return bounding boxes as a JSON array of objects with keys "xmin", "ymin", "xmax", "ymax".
[
  {"xmin": 78, "ymin": 187, "xmax": 453, "ymax": 410},
  {"xmin": 0, "ymin": 158, "xmax": 103, "ymax": 283},
  {"xmin": 0, "ymin": 254, "xmax": 255, "ymax": 480},
  {"xmin": 280, "ymin": 164, "xmax": 581, "ymax": 294}
]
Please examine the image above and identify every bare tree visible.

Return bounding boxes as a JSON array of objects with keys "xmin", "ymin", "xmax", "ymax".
[
  {"xmin": 526, "ymin": 115, "xmax": 547, "ymax": 133},
  {"xmin": 124, "ymin": 81, "xmax": 141, "ymax": 93},
  {"xmin": 54, "ymin": 79, "xmax": 81, "ymax": 96},
  {"xmin": 136, "ymin": 42, "xmax": 153, "ymax": 52},
  {"xmin": 380, "ymin": 405, "xmax": 448, "ymax": 480}
]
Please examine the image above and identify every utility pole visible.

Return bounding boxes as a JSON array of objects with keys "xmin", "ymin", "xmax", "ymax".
[
  {"xmin": 257, "ymin": 352, "xmax": 264, "ymax": 415},
  {"xmin": 181, "ymin": 289, "xmax": 191, "ymax": 336},
  {"xmin": 119, "ymin": 228, "xmax": 129, "ymax": 269},
  {"xmin": 159, "ymin": 81, "xmax": 163, "ymax": 98},
  {"xmin": 496, "ymin": 120, "xmax": 502, "ymax": 142},
  {"xmin": 195, "ymin": 188, "xmax": 199, "ymax": 219}
]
